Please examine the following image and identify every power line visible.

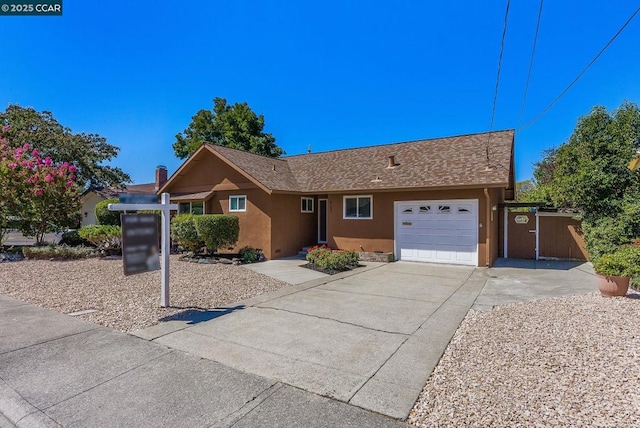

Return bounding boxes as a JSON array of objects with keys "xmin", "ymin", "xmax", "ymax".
[
  {"xmin": 486, "ymin": 0, "xmax": 511, "ymax": 166},
  {"xmin": 517, "ymin": 0, "xmax": 544, "ymax": 133},
  {"xmin": 520, "ymin": 6, "xmax": 640, "ymax": 131}
]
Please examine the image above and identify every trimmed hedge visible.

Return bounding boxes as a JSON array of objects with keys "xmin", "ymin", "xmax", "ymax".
[
  {"xmin": 23, "ymin": 245, "xmax": 97, "ymax": 260},
  {"xmin": 78, "ymin": 225, "xmax": 122, "ymax": 255},
  {"xmin": 194, "ymin": 215, "xmax": 239, "ymax": 253},
  {"xmin": 171, "ymin": 214, "xmax": 204, "ymax": 253},
  {"xmin": 95, "ymin": 198, "xmax": 121, "ymax": 226},
  {"xmin": 239, "ymin": 246, "xmax": 261, "ymax": 263},
  {"xmin": 59, "ymin": 230, "xmax": 94, "ymax": 247},
  {"xmin": 306, "ymin": 245, "xmax": 359, "ymax": 271}
]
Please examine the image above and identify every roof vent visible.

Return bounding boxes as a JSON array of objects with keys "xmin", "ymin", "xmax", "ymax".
[
  {"xmin": 387, "ymin": 155, "xmax": 399, "ymax": 169},
  {"xmin": 371, "ymin": 176, "xmax": 382, "ymax": 183},
  {"xmin": 272, "ymin": 165, "xmax": 276, "ymax": 172}
]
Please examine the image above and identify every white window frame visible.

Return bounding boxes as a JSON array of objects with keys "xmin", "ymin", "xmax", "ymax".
[
  {"xmin": 343, "ymin": 195, "xmax": 373, "ymax": 220},
  {"xmin": 301, "ymin": 197, "xmax": 314, "ymax": 213},
  {"xmin": 229, "ymin": 195, "xmax": 247, "ymax": 212}
]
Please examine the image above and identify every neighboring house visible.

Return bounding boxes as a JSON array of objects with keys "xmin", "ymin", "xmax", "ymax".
[
  {"xmin": 79, "ymin": 166, "xmax": 168, "ymax": 227},
  {"xmin": 159, "ymin": 130, "xmax": 515, "ymax": 267}
]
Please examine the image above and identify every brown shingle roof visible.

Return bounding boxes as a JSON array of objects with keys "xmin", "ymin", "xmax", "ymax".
[
  {"xmin": 198, "ymin": 130, "xmax": 513, "ymax": 194},
  {"xmin": 206, "ymin": 144, "xmax": 301, "ymax": 192},
  {"xmin": 125, "ymin": 183, "xmax": 156, "ymax": 194},
  {"xmin": 286, "ymin": 130, "xmax": 514, "ymax": 192},
  {"xmin": 170, "ymin": 190, "xmax": 215, "ymax": 201}
]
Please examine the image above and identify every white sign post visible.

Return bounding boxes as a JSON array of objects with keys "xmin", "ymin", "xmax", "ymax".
[{"xmin": 109, "ymin": 193, "xmax": 178, "ymax": 307}]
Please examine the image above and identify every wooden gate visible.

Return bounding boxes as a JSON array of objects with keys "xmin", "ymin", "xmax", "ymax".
[
  {"xmin": 538, "ymin": 213, "xmax": 588, "ymax": 260},
  {"xmin": 506, "ymin": 212, "xmax": 536, "ymax": 259},
  {"xmin": 503, "ymin": 211, "xmax": 587, "ymax": 261}
]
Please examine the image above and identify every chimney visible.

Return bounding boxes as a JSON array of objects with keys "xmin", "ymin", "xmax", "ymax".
[
  {"xmin": 387, "ymin": 155, "xmax": 397, "ymax": 169},
  {"xmin": 155, "ymin": 165, "xmax": 168, "ymax": 191}
]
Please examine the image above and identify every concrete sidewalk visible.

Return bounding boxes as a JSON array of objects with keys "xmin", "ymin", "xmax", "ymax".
[
  {"xmin": 0, "ymin": 294, "xmax": 406, "ymax": 428},
  {"xmin": 241, "ymin": 255, "xmax": 330, "ymax": 285}
]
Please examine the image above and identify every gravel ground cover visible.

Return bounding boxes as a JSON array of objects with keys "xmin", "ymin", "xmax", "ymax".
[
  {"xmin": 409, "ymin": 291, "xmax": 640, "ymax": 427},
  {"xmin": 0, "ymin": 256, "xmax": 289, "ymax": 332}
]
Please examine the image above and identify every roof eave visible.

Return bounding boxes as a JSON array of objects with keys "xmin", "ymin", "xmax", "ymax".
[{"xmin": 296, "ymin": 182, "xmax": 512, "ymax": 195}]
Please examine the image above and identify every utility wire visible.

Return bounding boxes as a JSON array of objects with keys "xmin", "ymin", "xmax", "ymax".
[
  {"xmin": 520, "ymin": 6, "xmax": 640, "ymax": 131},
  {"xmin": 486, "ymin": 0, "xmax": 511, "ymax": 166},
  {"xmin": 516, "ymin": 0, "xmax": 544, "ymax": 133}
]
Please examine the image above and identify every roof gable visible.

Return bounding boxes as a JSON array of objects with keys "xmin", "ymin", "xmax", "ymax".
[{"xmin": 206, "ymin": 145, "xmax": 301, "ymax": 193}]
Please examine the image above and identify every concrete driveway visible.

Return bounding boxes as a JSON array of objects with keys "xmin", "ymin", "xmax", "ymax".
[
  {"xmin": 137, "ymin": 262, "xmax": 486, "ymax": 419},
  {"xmin": 135, "ymin": 258, "xmax": 597, "ymax": 420}
]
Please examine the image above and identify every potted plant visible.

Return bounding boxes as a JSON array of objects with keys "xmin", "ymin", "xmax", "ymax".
[{"xmin": 592, "ymin": 246, "xmax": 635, "ymax": 297}]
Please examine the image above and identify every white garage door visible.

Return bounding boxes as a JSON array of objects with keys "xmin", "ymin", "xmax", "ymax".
[{"xmin": 395, "ymin": 199, "xmax": 478, "ymax": 266}]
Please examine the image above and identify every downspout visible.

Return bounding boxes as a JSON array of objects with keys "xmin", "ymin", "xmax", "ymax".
[{"xmin": 483, "ymin": 188, "xmax": 491, "ymax": 267}]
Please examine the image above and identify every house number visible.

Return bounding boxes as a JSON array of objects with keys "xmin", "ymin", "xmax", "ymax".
[{"xmin": 514, "ymin": 215, "xmax": 529, "ymax": 224}]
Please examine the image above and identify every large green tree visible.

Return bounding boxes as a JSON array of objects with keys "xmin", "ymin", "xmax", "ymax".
[
  {"xmin": 0, "ymin": 105, "xmax": 130, "ymax": 188},
  {"xmin": 173, "ymin": 97, "xmax": 284, "ymax": 159},
  {"xmin": 536, "ymin": 102, "xmax": 640, "ymax": 259},
  {"xmin": 549, "ymin": 103, "xmax": 640, "ymax": 218}
]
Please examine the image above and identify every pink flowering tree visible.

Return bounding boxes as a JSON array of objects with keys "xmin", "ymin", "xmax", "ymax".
[{"xmin": 0, "ymin": 125, "xmax": 81, "ymax": 245}]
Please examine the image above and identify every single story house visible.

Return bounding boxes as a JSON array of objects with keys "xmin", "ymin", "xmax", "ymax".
[
  {"xmin": 79, "ymin": 166, "xmax": 168, "ymax": 226},
  {"xmin": 158, "ymin": 130, "xmax": 515, "ymax": 266}
]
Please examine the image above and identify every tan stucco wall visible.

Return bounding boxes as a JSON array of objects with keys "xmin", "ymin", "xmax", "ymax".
[
  {"xmin": 270, "ymin": 194, "xmax": 318, "ymax": 258},
  {"xmin": 166, "ymin": 151, "xmax": 252, "ymax": 194},
  {"xmin": 163, "ymin": 154, "xmax": 275, "ymax": 258},
  {"xmin": 327, "ymin": 188, "xmax": 504, "ymax": 267},
  {"xmin": 207, "ymin": 189, "xmax": 273, "ymax": 257}
]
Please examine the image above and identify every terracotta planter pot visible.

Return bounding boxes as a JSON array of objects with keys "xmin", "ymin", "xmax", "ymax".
[{"xmin": 595, "ymin": 274, "xmax": 630, "ymax": 297}]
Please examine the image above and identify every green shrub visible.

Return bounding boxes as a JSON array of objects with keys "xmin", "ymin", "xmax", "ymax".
[
  {"xmin": 593, "ymin": 243, "xmax": 640, "ymax": 278},
  {"xmin": 583, "ymin": 217, "xmax": 631, "ymax": 261},
  {"xmin": 194, "ymin": 215, "xmax": 239, "ymax": 253},
  {"xmin": 95, "ymin": 198, "xmax": 121, "ymax": 226},
  {"xmin": 306, "ymin": 246, "xmax": 359, "ymax": 271},
  {"xmin": 171, "ymin": 214, "xmax": 204, "ymax": 253},
  {"xmin": 583, "ymin": 197, "xmax": 640, "ymax": 261},
  {"xmin": 239, "ymin": 246, "xmax": 260, "ymax": 263},
  {"xmin": 78, "ymin": 225, "xmax": 122, "ymax": 255},
  {"xmin": 59, "ymin": 230, "xmax": 93, "ymax": 247},
  {"xmin": 23, "ymin": 245, "xmax": 97, "ymax": 260}
]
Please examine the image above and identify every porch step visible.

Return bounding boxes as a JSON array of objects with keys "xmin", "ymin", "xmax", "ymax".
[{"xmin": 298, "ymin": 247, "xmax": 311, "ymax": 258}]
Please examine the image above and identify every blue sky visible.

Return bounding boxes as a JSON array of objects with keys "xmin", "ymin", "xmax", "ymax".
[{"xmin": 1, "ymin": 1, "xmax": 639, "ymax": 184}]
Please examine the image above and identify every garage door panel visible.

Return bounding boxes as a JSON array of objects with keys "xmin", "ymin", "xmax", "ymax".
[{"xmin": 396, "ymin": 199, "xmax": 478, "ymax": 266}]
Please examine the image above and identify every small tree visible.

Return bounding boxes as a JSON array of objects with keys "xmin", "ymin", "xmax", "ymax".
[
  {"xmin": 0, "ymin": 126, "xmax": 81, "ymax": 244},
  {"xmin": 1, "ymin": 105, "xmax": 130, "ymax": 188},
  {"xmin": 193, "ymin": 215, "xmax": 239, "ymax": 253}
]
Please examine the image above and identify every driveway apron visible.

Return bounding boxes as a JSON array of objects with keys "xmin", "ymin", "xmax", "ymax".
[{"xmin": 145, "ymin": 262, "xmax": 486, "ymax": 419}]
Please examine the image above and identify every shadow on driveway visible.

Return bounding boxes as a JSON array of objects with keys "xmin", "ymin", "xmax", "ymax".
[
  {"xmin": 159, "ymin": 305, "xmax": 246, "ymax": 325},
  {"xmin": 492, "ymin": 258, "xmax": 588, "ymax": 271}
]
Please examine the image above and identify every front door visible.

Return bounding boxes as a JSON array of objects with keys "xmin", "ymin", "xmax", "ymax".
[{"xmin": 318, "ymin": 199, "xmax": 328, "ymax": 243}]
